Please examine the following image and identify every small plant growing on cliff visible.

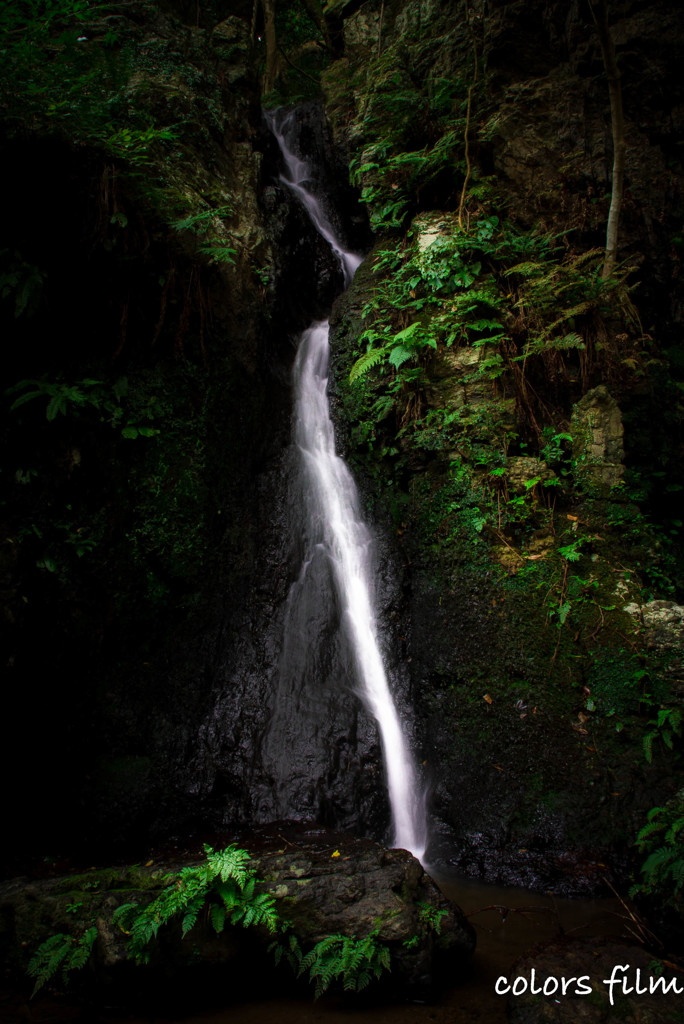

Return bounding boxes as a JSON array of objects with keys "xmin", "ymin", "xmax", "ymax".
[
  {"xmin": 643, "ymin": 707, "xmax": 683, "ymax": 764},
  {"xmin": 417, "ymin": 900, "xmax": 448, "ymax": 934}
]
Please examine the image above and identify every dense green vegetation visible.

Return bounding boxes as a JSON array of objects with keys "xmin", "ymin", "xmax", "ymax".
[{"xmin": 321, "ymin": 0, "xmax": 684, "ymax": 913}]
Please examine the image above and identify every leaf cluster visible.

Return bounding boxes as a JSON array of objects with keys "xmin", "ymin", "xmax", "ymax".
[
  {"xmin": 345, "ymin": 47, "xmax": 473, "ymax": 230},
  {"xmin": 113, "ymin": 844, "xmax": 279, "ymax": 964},
  {"xmin": 5, "ymin": 375, "xmax": 160, "ymax": 438},
  {"xmin": 417, "ymin": 900, "xmax": 448, "ymax": 934},
  {"xmin": 643, "ymin": 707, "xmax": 683, "ymax": 764},
  {"xmin": 630, "ymin": 792, "xmax": 684, "ymax": 907},
  {"xmin": 292, "ymin": 932, "xmax": 391, "ymax": 999},
  {"xmin": 27, "ymin": 927, "xmax": 97, "ymax": 997},
  {"xmin": 0, "ymin": 0, "xmax": 190, "ymax": 212}
]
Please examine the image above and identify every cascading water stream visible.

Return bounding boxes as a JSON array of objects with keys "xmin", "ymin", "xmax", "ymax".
[{"xmin": 268, "ymin": 108, "xmax": 427, "ymax": 860}]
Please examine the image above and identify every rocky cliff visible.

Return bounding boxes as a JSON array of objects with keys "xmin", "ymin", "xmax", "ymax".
[{"xmin": 323, "ymin": 0, "xmax": 684, "ymax": 890}]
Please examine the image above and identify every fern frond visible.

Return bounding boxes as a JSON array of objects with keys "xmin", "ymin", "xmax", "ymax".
[
  {"xmin": 181, "ymin": 895, "xmax": 204, "ymax": 937},
  {"xmin": 28, "ymin": 934, "xmax": 73, "ymax": 996},
  {"xmin": 28, "ymin": 927, "xmax": 98, "ymax": 997},
  {"xmin": 504, "ymin": 260, "xmax": 545, "ymax": 278},
  {"xmin": 388, "ymin": 344, "xmax": 413, "ymax": 368},
  {"xmin": 209, "ymin": 903, "xmax": 226, "ymax": 934},
  {"xmin": 205, "ymin": 844, "xmax": 251, "ymax": 887},
  {"xmin": 269, "ymin": 931, "xmax": 302, "ymax": 970},
  {"xmin": 643, "ymin": 731, "xmax": 656, "ymax": 764},
  {"xmin": 112, "ymin": 902, "xmax": 139, "ymax": 926},
  {"xmin": 642, "ymin": 846, "xmax": 673, "ymax": 877},
  {"xmin": 636, "ymin": 819, "xmax": 666, "ymax": 846},
  {"xmin": 296, "ymin": 933, "xmax": 391, "ymax": 998},
  {"xmin": 66, "ymin": 927, "xmax": 98, "ymax": 975},
  {"xmin": 349, "ymin": 345, "xmax": 390, "ymax": 383},
  {"xmin": 378, "ymin": 944, "xmax": 391, "ymax": 971},
  {"xmin": 544, "ymin": 300, "xmax": 596, "ymax": 334},
  {"xmin": 670, "ymin": 859, "xmax": 684, "ymax": 892},
  {"xmin": 566, "ymin": 247, "xmax": 604, "ymax": 268},
  {"xmin": 212, "ymin": 880, "xmax": 236, "ymax": 912},
  {"xmin": 357, "ymin": 968, "xmax": 372, "ymax": 990}
]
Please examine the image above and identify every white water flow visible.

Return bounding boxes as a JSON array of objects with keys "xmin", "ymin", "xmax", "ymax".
[{"xmin": 270, "ymin": 110, "xmax": 427, "ymax": 859}]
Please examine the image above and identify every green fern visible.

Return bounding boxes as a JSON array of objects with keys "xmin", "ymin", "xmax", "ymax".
[
  {"xmin": 503, "ymin": 260, "xmax": 546, "ymax": 278},
  {"xmin": 199, "ymin": 242, "xmax": 237, "ymax": 266},
  {"xmin": 643, "ymin": 707, "xmax": 683, "ymax": 764},
  {"xmin": 349, "ymin": 345, "xmax": 390, "ymax": 383},
  {"xmin": 296, "ymin": 932, "xmax": 391, "ymax": 999},
  {"xmin": 209, "ymin": 903, "xmax": 226, "ymax": 934},
  {"xmin": 269, "ymin": 931, "xmax": 302, "ymax": 971},
  {"xmin": 388, "ymin": 344, "xmax": 414, "ymax": 369},
  {"xmin": 31, "ymin": 844, "xmax": 279, "ymax": 992},
  {"xmin": 632, "ymin": 792, "xmax": 684, "ymax": 907},
  {"xmin": 417, "ymin": 901, "xmax": 448, "ymax": 935},
  {"xmin": 114, "ymin": 844, "xmax": 279, "ymax": 964},
  {"xmin": 28, "ymin": 927, "xmax": 98, "ymax": 996}
]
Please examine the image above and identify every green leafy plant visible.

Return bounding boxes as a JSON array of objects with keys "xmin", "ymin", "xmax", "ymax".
[
  {"xmin": 540, "ymin": 428, "xmax": 574, "ymax": 468},
  {"xmin": 171, "ymin": 204, "xmax": 234, "ymax": 235},
  {"xmin": 643, "ymin": 707, "xmax": 683, "ymax": 764},
  {"xmin": 199, "ymin": 243, "xmax": 237, "ymax": 266},
  {"xmin": 113, "ymin": 844, "xmax": 279, "ymax": 963},
  {"xmin": 0, "ymin": 251, "xmax": 47, "ymax": 318},
  {"xmin": 104, "ymin": 123, "xmax": 179, "ymax": 164},
  {"xmin": 417, "ymin": 901, "xmax": 448, "ymax": 934},
  {"xmin": 5, "ymin": 376, "xmax": 160, "ymax": 438},
  {"xmin": 28, "ymin": 928, "xmax": 97, "ymax": 997},
  {"xmin": 630, "ymin": 792, "xmax": 684, "ymax": 907},
  {"xmin": 291, "ymin": 932, "xmax": 391, "ymax": 999},
  {"xmin": 7, "ymin": 377, "xmax": 109, "ymax": 422}
]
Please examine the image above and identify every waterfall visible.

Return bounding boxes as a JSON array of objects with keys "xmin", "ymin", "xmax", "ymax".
[{"xmin": 267, "ymin": 108, "xmax": 427, "ymax": 861}]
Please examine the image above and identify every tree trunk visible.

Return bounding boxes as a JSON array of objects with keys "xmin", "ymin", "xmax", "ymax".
[
  {"xmin": 262, "ymin": 0, "xmax": 278, "ymax": 95},
  {"xmin": 590, "ymin": 0, "xmax": 625, "ymax": 280},
  {"xmin": 300, "ymin": 0, "xmax": 335, "ymax": 52}
]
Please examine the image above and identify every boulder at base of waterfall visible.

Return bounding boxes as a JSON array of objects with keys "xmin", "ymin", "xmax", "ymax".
[
  {"xmin": 506, "ymin": 937, "xmax": 684, "ymax": 1024},
  {"xmin": 0, "ymin": 824, "xmax": 475, "ymax": 1003}
]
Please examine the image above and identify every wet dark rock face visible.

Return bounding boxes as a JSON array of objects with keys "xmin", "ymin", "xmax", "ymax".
[
  {"xmin": 186, "ymin": 106, "xmax": 396, "ymax": 844},
  {"xmin": 0, "ymin": 13, "xmax": 380, "ymax": 867},
  {"xmin": 258, "ymin": 100, "xmax": 374, "ymax": 328}
]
